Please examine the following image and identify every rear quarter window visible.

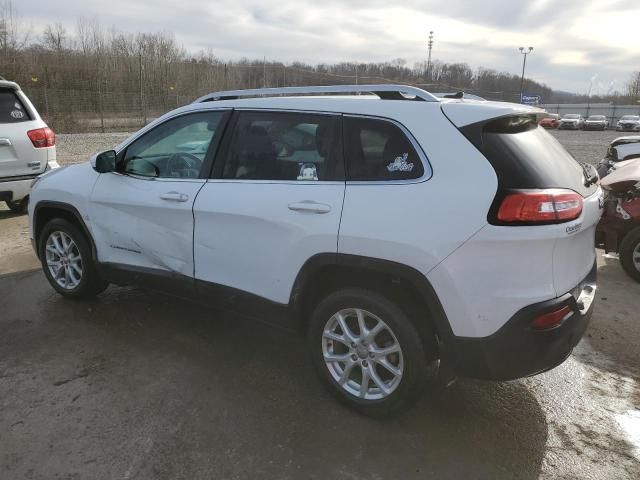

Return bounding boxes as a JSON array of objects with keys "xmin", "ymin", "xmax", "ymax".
[
  {"xmin": 0, "ymin": 89, "xmax": 31, "ymax": 123},
  {"xmin": 343, "ymin": 116, "xmax": 425, "ymax": 181}
]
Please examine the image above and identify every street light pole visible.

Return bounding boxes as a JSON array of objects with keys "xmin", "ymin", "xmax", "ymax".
[{"xmin": 519, "ymin": 46, "xmax": 533, "ymax": 103}]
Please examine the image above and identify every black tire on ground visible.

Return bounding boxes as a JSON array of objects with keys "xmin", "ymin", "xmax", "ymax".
[
  {"xmin": 307, "ymin": 287, "xmax": 434, "ymax": 417},
  {"xmin": 38, "ymin": 218, "xmax": 109, "ymax": 299},
  {"xmin": 619, "ymin": 227, "xmax": 640, "ymax": 283},
  {"xmin": 5, "ymin": 197, "xmax": 28, "ymax": 214}
]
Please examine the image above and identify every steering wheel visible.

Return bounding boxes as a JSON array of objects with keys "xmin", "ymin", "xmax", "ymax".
[{"xmin": 167, "ymin": 152, "xmax": 203, "ymax": 178}]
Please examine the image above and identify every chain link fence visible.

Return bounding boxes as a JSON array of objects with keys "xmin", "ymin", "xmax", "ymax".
[{"xmin": 2, "ymin": 54, "xmax": 526, "ymax": 133}]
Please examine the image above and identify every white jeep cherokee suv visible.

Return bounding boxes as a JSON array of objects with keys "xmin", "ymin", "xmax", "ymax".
[
  {"xmin": 0, "ymin": 79, "xmax": 58, "ymax": 213},
  {"xmin": 28, "ymin": 85, "xmax": 602, "ymax": 416}
]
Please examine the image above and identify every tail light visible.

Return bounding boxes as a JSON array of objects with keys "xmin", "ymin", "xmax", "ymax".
[
  {"xmin": 27, "ymin": 127, "xmax": 56, "ymax": 148},
  {"xmin": 496, "ymin": 189, "xmax": 583, "ymax": 224},
  {"xmin": 531, "ymin": 305, "xmax": 573, "ymax": 330}
]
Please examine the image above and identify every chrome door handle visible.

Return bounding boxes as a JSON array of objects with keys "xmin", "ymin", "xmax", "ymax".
[
  {"xmin": 160, "ymin": 191, "xmax": 189, "ymax": 202},
  {"xmin": 288, "ymin": 201, "xmax": 331, "ymax": 214},
  {"xmin": 0, "ymin": 138, "xmax": 11, "ymax": 146}
]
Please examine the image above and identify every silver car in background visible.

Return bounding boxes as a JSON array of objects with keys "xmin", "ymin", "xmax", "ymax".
[
  {"xmin": 583, "ymin": 115, "xmax": 608, "ymax": 131},
  {"xmin": 558, "ymin": 113, "xmax": 584, "ymax": 130},
  {"xmin": 616, "ymin": 115, "xmax": 640, "ymax": 132}
]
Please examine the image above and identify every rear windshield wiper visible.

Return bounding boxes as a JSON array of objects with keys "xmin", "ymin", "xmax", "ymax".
[{"xmin": 581, "ymin": 162, "xmax": 598, "ymax": 187}]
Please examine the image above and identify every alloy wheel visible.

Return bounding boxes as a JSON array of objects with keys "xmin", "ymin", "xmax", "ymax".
[
  {"xmin": 45, "ymin": 231, "xmax": 83, "ymax": 290},
  {"xmin": 322, "ymin": 308, "xmax": 404, "ymax": 400}
]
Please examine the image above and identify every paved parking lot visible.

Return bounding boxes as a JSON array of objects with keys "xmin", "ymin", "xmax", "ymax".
[{"xmin": 1, "ymin": 130, "xmax": 640, "ymax": 479}]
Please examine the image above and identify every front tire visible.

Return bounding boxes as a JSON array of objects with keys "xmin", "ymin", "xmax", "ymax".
[
  {"xmin": 308, "ymin": 288, "xmax": 433, "ymax": 417},
  {"xmin": 620, "ymin": 228, "xmax": 640, "ymax": 283},
  {"xmin": 39, "ymin": 218, "xmax": 109, "ymax": 299}
]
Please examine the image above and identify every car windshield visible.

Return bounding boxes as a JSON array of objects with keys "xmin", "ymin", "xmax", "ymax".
[
  {"xmin": 621, "ymin": 116, "xmax": 640, "ymax": 121},
  {"xmin": 564, "ymin": 114, "xmax": 580, "ymax": 119},
  {"xmin": 588, "ymin": 116, "xmax": 605, "ymax": 120}
]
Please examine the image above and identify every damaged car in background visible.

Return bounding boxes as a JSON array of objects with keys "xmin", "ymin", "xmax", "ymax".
[
  {"xmin": 596, "ymin": 136, "xmax": 640, "ymax": 178},
  {"xmin": 596, "ymin": 159, "xmax": 640, "ymax": 282}
]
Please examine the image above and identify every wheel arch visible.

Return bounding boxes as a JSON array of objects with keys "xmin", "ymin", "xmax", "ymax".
[
  {"xmin": 33, "ymin": 201, "xmax": 97, "ymax": 261},
  {"xmin": 290, "ymin": 253, "xmax": 455, "ymax": 357}
]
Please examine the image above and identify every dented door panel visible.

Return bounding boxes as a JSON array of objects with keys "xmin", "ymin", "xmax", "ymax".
[{"xmin": 90, "ymin": 173, "xmax": 204, "ymax": 276}]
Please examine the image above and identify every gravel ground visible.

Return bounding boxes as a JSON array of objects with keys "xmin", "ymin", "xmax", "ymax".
[
  {"xmin": 549, "ymin": 129, "xmax": 624, "ymax": 166},
  {"xmin": 56, "ymin": 132, "xmax": 132, "ymax": 166},
  {"xmin": 1, "ymin": 129, "xmax": 639, "ymax": 479}
]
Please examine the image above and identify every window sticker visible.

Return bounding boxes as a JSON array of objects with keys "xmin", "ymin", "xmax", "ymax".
[
  {"xmin": 297, "ymin": 163, "xmax": 318, "ymax": 181},
  {"xmin": 14, "ymin": 102, "xmax": 22, "ymax": 110},
  {"xmin": 386, "ymin": 153, "xmax": 414, "ymax": 173},
  {"xmin": 10, "ymin": 110, "xmax": 24, "ymax": 119}
]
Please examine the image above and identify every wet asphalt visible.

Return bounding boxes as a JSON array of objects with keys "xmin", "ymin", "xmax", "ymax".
[{"xmin": 1, "ymin": 239, "xmax": 639, "ymax": 479}]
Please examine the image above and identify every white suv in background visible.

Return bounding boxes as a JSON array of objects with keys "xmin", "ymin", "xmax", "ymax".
[
  {"xmin": 28, "ymin": 85, "xmax": 602, "ymax": 416},
  {"xmin": 0, "ymin": 79, "xmax": 58, "ymax": 213}
]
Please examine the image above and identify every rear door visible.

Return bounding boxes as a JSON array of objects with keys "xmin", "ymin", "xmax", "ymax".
[
  {"xmin": 193, "ymin": 110, "xmax": 345, "ymax": 305},
  {"xmin": 89, "ymin": 110, "xmax": 229, "ymax": 279},
  {"xmin": 0, "ymin": 87, "xmax": 48, "ymax": 178}
]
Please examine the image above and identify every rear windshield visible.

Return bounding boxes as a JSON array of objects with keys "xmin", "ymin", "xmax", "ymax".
[
  {"xmin": 0, "ymin": 88, "xmax": 31, "ymax": 123},
  {"xmin": 461, "ymin": 115, "xmax": 597, "ymax": 197}
]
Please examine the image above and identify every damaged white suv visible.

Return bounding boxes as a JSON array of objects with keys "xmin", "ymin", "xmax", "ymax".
[{"xmin": 29, "ymin": 85, "xmax": 602, "ymax": 416}]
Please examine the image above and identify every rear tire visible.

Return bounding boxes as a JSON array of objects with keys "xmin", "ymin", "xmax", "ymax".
[
  {"xmin": 5, "ymin": 197, "xmax": 28, "ymax": 215},
  {"xmin": 308, "ymin": 288, "xmax": 433, "ymax": 417},
  {"xmin": 620, "ymin": 227, "xmax": 640, "ymax": 283},
  {"xmin": 39, "ymin": 218, "xmax": 109, "ymax": 299}
]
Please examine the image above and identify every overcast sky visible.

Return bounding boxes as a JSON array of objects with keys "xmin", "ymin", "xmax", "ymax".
[{"xmin": 16, "ymin": 0, "xmax": 640, "ymax": 94}]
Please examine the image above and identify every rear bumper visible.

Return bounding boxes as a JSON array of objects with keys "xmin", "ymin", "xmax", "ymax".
[
  {"xmin": 0, "ymin": 176, "xmax": 36, "ymax": 202},
  {"xmin": 450, "ymin": 261, "xmax": 597, "ymax": 381}
]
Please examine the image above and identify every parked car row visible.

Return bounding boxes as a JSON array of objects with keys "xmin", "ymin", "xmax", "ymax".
[{"xmin": 539, "ymin": 113, "xmax": 640, "ymax": 131}]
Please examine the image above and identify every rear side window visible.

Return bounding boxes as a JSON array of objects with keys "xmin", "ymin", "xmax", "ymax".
[
  {"xmin": 343, "ymin": 116, "xmax": 424, "ymax": 181},
  {"xmin": 462, "ymin": 115, "xmax": 597, "ymax": 197},
  {"xmin": 221, "ymin": 111, "xmax": 343, "ymax": 181},
  {"xmin": 0, "ymin": 89, "xmax": 31, "ymax": 123}
]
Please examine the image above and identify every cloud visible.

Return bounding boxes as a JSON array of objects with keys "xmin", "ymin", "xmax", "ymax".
[{"xmin": 14, "ymin": 0, "xmax": 640, "ymax": 93}]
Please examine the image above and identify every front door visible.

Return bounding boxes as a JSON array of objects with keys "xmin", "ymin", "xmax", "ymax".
[{"xmin": 89, "ymin": 110, "xmax": 229, "ymax": 279}]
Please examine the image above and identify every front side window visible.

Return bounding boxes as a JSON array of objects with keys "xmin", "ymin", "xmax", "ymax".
[
  {"xmin": 0, "ymin": 89, "xmax": 31, "ymax": 123},
  {"xmin": 122, "ymin": 111, "xmax": 225, "ymax": 179},
  {"xmin": 221, "ymin": 111, "xmax": 342, "ymax": 181},
  {"xmin": 343, "ymin": 116, "xmax": 424, "ymax": 181}
]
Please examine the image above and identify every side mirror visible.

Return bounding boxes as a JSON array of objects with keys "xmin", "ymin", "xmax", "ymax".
[{"xmin": 91, "ymin": 150, "xmax": 116, "ymax": 173}]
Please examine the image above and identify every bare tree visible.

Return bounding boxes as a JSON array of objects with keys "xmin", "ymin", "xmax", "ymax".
[
  {"xmin": 42, "ymin": 23, "xmax": 68, "ymax": 52},
  {"xmin": 0, "ymin": 0, "xmax": 31, "ymax": 54},
  {"xmin": 626, "ymin": 72, "xmax": 640, "ymax": 98}
]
